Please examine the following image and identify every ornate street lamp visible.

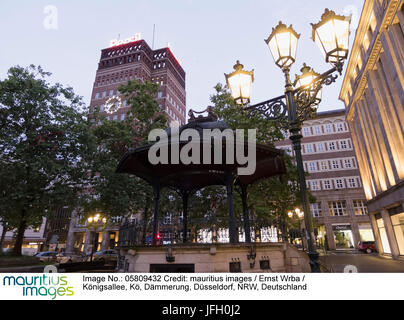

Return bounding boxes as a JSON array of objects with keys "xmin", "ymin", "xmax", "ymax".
[
  {"xmin": 225, "ymin": 8, "xmax": 351, "ymax": 272},
  {"xmin": 87, "ymin": 213, "xmax": 108, "ymax": 262},
  {"xmin": 265, "ymin": 22, "xmax": 300, "ymax": 70},
  {"xmin": 225, "ymin": 60, "xmax": 254, "ymax": 105},
  {"xmin": 294, "ymin": 63, "xmax": 322, "ymax": 108},
  {"xmin": 288, "ymin": 208, "xmax": 304, "ymax": 219},
  {"xmin": 311, "ymin": 9, "xmax": 351, "ymax": 64}
]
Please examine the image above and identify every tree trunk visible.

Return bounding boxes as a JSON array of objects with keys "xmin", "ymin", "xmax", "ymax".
[
  {"xmin": 0, "ymin": 224, "xmax": 8, "ymax": 251},
  {"xmin": 142, "ymin": 197, "xmax": 150, "ymax": 244},
  {"xmin": 13, "ymin": 218, "xmax": 27, "ymax": 256}
]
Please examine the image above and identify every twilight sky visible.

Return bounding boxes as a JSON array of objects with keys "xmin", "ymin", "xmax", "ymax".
[{"xmin": 0, "ymin": 0, "xmax": 364, "ymax": 115}]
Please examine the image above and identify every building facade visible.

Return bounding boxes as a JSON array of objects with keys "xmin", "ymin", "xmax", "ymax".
[
  {"xmin": 276, "ymin": 110, "xmax": 373, "ymax": 251},
  {"xmin": 43, "ymin": 207, "xmax": 72, "ymax": 252},
  {"xmin": 89, "ymin": 36, "xmax": 186, "ymax": 126},
  {"xmin": 65, "ymin": 36, "xmax": 187, "ymax": 254},
  {"xmin": 65, "ymin": 212, "xmax": 125, "ymax": 254},
  {"xmin": 340, "ymin": 0, "xmax": 404, "ymax": 259},
  {"xmin": 0, "ymin": 218, "xmax": 47, "ymax": 255}
]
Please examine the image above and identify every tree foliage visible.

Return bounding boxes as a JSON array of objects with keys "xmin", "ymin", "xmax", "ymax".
[
  {"xmin": 0, "ymin": 65, "xmax": 93, "ymax": 255},
  {"xmin": 209, "ymin": 83, "xmax": 315, "ymax": 235},
  {"xmin": 81, "ymin": 79, "xmax": 170, "ymax": 232}
]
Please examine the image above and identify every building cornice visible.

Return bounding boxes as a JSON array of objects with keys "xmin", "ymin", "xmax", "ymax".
[{"xmin": 340, "ymin": 0, "xmax": 402, "ymax": 121}]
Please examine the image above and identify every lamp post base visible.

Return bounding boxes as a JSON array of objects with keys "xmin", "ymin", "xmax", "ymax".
[{"xmin": 308, "ymin": 251, "xmax": 320, "ymax": 273}]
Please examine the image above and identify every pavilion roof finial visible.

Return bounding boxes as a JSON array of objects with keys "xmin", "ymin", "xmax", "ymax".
[{"xmin": 188, "ymin": 106, "xmax": 219, "ymax": 123}]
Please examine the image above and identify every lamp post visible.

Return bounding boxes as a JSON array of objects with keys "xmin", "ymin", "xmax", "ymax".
[
  {"xmin": 225, "ymin": 9, "xmax": 351, "ymax": 272},
  {"xmin": 288, "ymin": 208, "xmax": 305, "ymax": 248},
  {"xmin": 87, "ymin": 213, "xmax": 107, "ymax": 262}
]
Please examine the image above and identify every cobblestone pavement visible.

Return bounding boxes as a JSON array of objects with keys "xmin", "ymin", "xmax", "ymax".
[{"xmin": 319, "ymin": 252, "xmax": 404, "ymax": 273}]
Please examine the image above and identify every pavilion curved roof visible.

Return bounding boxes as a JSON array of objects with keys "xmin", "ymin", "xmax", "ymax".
[{"xmin": 116, "ymin": 111, "xmax": 286, "ymax": 191}]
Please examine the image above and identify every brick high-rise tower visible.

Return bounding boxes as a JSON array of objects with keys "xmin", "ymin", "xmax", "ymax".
[{"xmin": 89, "ymin": 35, "xmax": 186, "ymax": 126}]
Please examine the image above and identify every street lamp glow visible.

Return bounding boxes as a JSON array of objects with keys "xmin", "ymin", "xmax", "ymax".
[
  {"xmin": 311, "ymin": 9, "xmax": 351, "ymax": 64},
  {"xmin": 288, "ymin": 211, "xmax": 293, "ymax": 218},
  {"xmin": 294, "ymin": 63, "xmax": 322, "ymax": 106},
  {"xmin": 265, "ymin": 22, "xmax": 300, "ymax": 70},
  {"xmin": 87, "ymin": 213, "xmax": 107, "ymax": 225},
  {"xmin": 225, "ymin": 60, "xmax": 254, "ymax": 105}
]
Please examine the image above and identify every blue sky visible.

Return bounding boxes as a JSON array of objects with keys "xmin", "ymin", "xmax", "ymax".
[{"xmin": 0, "ymin": 0, "xmax": 364, "ymax": 114}]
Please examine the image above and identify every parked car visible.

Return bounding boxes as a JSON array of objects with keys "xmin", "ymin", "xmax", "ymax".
[
  {"xmin": 56, "ymin": 252, "xmax": 86, "ymax": 264},
  {"xmin": 358, "ymin": 241, "xmax": 377, "ymax": 253},
  {"xmin": 86, "ymin": 250, "xmax": 118, "ymax": 263},
  {"xmin": 34, "ymin": 251, "xmax": 58, "ymax": 262}
]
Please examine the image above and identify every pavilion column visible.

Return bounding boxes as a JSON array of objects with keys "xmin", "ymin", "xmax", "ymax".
[
  {"xmin": 225, "ymin": 171, "xmax": 238, "ymax": 244},
  {"xmin": 152, "ymin": 184, "xmax": 160, "ymax": 246},
  {"xmin": 240, "ymin": 184, "xmax": 251, "ymax": 243},
  {"xmin": 182, "ymin": 191, "xmax": 189, "ymax": 243}
]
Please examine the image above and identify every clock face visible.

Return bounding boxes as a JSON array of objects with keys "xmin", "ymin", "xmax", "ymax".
[{"xmin": 105, "ymin": 95, "xmax": 122, "ymax": 114}]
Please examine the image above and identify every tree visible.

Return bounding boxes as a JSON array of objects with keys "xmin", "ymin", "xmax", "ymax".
[
  {"xmin": 82, "ymin": 79, "xmax": 170, "ymax": 238},
  {"xmin": 209, "ymin": 83, "xmax": 315, "ymax": 240},
  {"xmin": 0, "ymin": 65, "xmax": 93, "ymax": 255}
]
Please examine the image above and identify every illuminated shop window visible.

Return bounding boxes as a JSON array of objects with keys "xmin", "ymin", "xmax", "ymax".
[
  {"xmin": 390, "ymin": 209, "xmax": 404, "ymax": 256},
  {"xmin": 376, "ymin": 215, "xmax": 391, "ymax": 254}
]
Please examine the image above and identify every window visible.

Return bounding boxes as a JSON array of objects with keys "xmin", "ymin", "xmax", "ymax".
[
  {"xmin": 320, "ymin": 161, "xmax": 328, "ymax": 171},
  {"xmin": 305, "ymin": 144, "xmax": 313, "ymax": 153},
  {"xmin": 340, "ymin": 140, "xmax": 348, "ymax": 150},
  {"xmin": 310, "ymin": 203, "xmax": 322, "ymax": 217},
  {"xmin": 109, "ymin": 90, "xmax": 114, "ymax": 96},
  {"xmin": 332, "ymin": 160, "xmax": 340, "ymax": 169},
  {"xmin": 314, "ymin": 126, "xmax": 322, "ymax": 135},
  {"xmin": 325, "ymin": 124, "xmax": 333, "ymax": 134},
  {"xmin": 100, "ymin": 104, "xmax": 105, "ymax": 111},
  {"xmin": 310, "ymin": 181, "xmax": 321, "ymax": 191},
  {"xmin": 120, "ymin": 114, "xmax": 125, "ymax": 121},
  {"xmin": 347, "ymin": 178, "xmax": 358, "ymax": 188},
  {"xmin": 113, "ymin": 115, "xmax": 118, "ymax": 121},
  {"xmin": 329, "ymin": 201, "xmax": 347, "ymax": 216},
  {"xmin": 308, "ymin": 162, "xmax": 317, "ymax": 172},
  {"xmin": 303, "ymin": 127, "xmax": 311, "ymax": 136},
  {"xmin": 344, "ymin": 159, "xmax": 352, "ymax": 168},
  {"xmin": 328, "ymin": 142, "xmax": 337, "ymax": 151},
  {"xmin": 391, "ymin": 212, "xmax": 404, "ymax": 255},
  {"xmin": 353, "ymin": 200, "xmax": 368, "ymax": 216},
  {"xmin": 335, "ymin": 179, "xmax": 345, "ymax": 189},
  {"xmin": 323, "ymin": 180, "xmax": 332, "ymax": 190},
  {"xmin": 284, "ymin": 147, "xmax": 292, "ymax": 156},
  {"xmin": 95, "ymin": 92, "xmax": 100, "ymax": 100},
  {"xmin": 317, "ymin": 143, "xmax": 325, "ymax": 153},
  {"xmin": 377, "ymin": 215, "xmax": 391, "ymax": 254},
  {"xmin": 336, "ymin": 123, "xmax": 345, "ymax": 132},
  {"xmin": 102, "ymin": 91, "xmax": 107, "ymax": 98},
  {"xmin": 157, "ymin": 92, "xmax": 163, "ymax": 99}
]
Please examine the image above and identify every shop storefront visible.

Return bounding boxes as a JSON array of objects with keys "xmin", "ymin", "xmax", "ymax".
[
  {"xmin": 332, "ymin": 224, "xmax": 355, "ymax": 249},
  {"xmin": 375, "ymin": 214, "xmax": 392, "ymax": 254},
  {"xmin": 358, "ymin": 223, "xmax": 375, "ymax": 242},
  {"xmin": 390, "ymin": 210, "xmax": 404, "ymax": 256}
]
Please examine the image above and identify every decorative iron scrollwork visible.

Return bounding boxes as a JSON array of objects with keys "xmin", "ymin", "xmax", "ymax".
[
  {"xmin": 293, "ymin": 67, "xmax": 340, "ymax": 123},
  {"xmin": 246, "ymin": 95, "xmax": 290, "ymax": 130}
]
